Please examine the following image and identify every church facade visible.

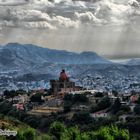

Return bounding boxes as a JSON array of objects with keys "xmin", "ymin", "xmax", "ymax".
[{"xmin": 50, "ymin": 70, "xmax": 82, "ymax": 97}]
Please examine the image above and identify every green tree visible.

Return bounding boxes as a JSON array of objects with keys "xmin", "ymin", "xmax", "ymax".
[
  {"xmin": 67, "ymin": 127, "xmax": 81, "ymax": 140},
  {"xmin": 4, "ymin": 90, "xmax": 18, "ymax": 102},
  {"xmin": 0, "ymin": 101, "xmax": 13, "ymax": 115},
  {"xmin": 30, "ymin": 93, "xmax": 44, "ymax": 103},
  {"xmin": 110, "ymin": 98, "xmax": 121, "ymax": 114},
  {"xmin": 72, "ymin": 112, "xmax": 92, "ymax": 124},
  {"xmin": 49, "ymin": 122, "xmax": 66, "ymax": 140},
  {"xmin": 41, "ymin": 134, "xmax": 52, "ymax": 140},
  {"xmin": 63, "ymin": 101, "xmax": 72, "ymax": 113},
  {"xmin": 94, "ymin": 92, "xmax": 103, "ymax": 97},
  {"xmin": 73, "ymin": 94, "xmax": 88, "ymax": 103},
  {"xmin": 112, "ymin": 90, "xmax": 118, "ymax": 97},
  {"xmin": 16, "ymin": 127, "xmax": 36, "ymax": 140},
  {"xmin": 134, "ymin": 105, "xmax": 140, "ymax": 115},
  {"xmin": 97, "ymin": 96, "xmax": 111, "ymax": 110},
  {"xmin": 137, "ymin": 96, "xmax": 140, "ymax": 104},
  {"xmin": 89, "ymin": 125, "xmax": 129, "ymax": 140},
  {"xmin": 90, "ymin": 97, "xmax": 111, "ymax": 113},
  {"xmin": 64, "ymin": 94, "xmax": 73, "ymax": 101},
  {"xmin": 120, "ymin": 105, "xmax": 131, "ymax": 113}
]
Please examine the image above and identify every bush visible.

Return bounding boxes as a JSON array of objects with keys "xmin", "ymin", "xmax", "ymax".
[{"xmin": 17, "ymin": 127, "xmax": 36, "ymax": 140}]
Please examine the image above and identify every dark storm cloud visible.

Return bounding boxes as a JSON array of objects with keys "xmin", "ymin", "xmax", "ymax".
[{"xmin": 0, "ymin": 0, "xmax": 140, "ymax": 59}]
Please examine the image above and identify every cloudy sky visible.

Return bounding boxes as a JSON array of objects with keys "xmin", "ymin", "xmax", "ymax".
[{"xmin": 0, "ymin": 0, "xmax": 140, "ymax": 59}]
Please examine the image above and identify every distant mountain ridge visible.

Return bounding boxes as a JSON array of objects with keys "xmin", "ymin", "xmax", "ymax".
[
  {"xmin": 1, "ymin": 43, "xmax": 140, "ymax": 90},
  {"xmin": 126, "ymin": 58, "xmax": 140, "ymax": 66},
  {"xmin": 0, "ymin": 43, "xmax": 111, "ymax": 67}
]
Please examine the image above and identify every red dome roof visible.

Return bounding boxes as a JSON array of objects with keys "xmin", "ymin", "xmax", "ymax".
[{"xmin": 60, "ymin": 70, "xmax": 68, "ymax": 81}]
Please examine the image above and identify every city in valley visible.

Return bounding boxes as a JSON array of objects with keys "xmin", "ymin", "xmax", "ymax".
[
  {"xmin": 1, "ymin": 0, "xmax": 140, "ymax": 139},
  {"xmin": 1, "ymin": 68, "xmax": 140, "ymax": 123},
  {"xmin": 0, "ymin": 44, "xmax": 140, "ymax": 139}
]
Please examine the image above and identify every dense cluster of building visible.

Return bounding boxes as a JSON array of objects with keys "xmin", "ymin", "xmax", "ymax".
[
  {"xmin": 77, "ymin": 74, "xmax": 140, "ymax": 93},
  {"xmin": 1, "ymin": 69, "xmax": 140, "ymax": 94},
  {"xmin": 1, "ymin": 69, "xmax": 140, "ymax": 120}
]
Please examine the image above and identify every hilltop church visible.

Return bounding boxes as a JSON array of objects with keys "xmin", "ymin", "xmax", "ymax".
[{"xmin": 50, "ymin": 69, "xmax": 82, "ymax": 97}]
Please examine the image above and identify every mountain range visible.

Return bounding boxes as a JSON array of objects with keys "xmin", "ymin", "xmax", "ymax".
[
  {"xmin": 0, "ymin": 43, "xmax": 111, "ymax": 70},
  {"xmin": 0, "ymin": 43, "xmax": 140, "ymax": 83},
  {"xmin": 0, "ymin": 43, "xmax": 140, "ymax": 91}
]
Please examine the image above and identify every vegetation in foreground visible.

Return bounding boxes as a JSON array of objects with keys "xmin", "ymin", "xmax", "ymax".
[{"xmin": 0, "ymin": 115, "xmax": 130, "ymax": 140}]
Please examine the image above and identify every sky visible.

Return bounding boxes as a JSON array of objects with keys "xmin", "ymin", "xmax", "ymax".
[{"xmin": 0, "ymin": 0, "xmax": 140, "ymax": 59}]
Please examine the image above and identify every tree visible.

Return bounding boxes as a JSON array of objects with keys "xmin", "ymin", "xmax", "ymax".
[
  {"xmin": 95, "ymin": 126, "xmax": 130, "ymax": 140},
  {"xmin": 3, "ymin": 90, "xmax": 10, "ymax": 98},
  {"xmin": 72, "ymin": 112, "xmax": 92, "ymax": 124},
  {"xmin": 73, "ymin": 94, "xmax": 88, "ymax": 103},
  {"xmin": 63, "ymin": 101, "xmax": 72, "ymax": 113},
  {"xmin": 63, "ymin": 94, "xmax": 89, "ymax": 112},
  {"xmin": 134, "ymin": 105, "xmax": 140, "ymax": 115},
  {"xmin": 94, "ymin": 92, "xmax": 103, "ymax": 97},
  {"xmin": 3, "ymin": 90, "xmax": 18, "ymax": 101},
  {"xmin": 110, "ymin": 98, "xmax": 121, "ymax": 114},
  {"xmin": 49, "ymin": 121, "xmax": 66, "ymax": 140},
  {"xmin": 23, "ymin": 115, "xmax": 40, "ymax": 128},
  {"xmin": 30, "ymin": 93, "xmax": 44, "ymax": 103},
  {"xmin": 97, "ymin": 96, "xmax": 111, "ymax": 110},
  {"xmin": 67, "ymin": 127, "xmax": 81, "ymax": 140},
  {"xmin": 120, "ymin": 105, "xmax": 131, "ymax": 113},
  {"xmin": 40, "ymin": 134, "xmax": 52, "ymax": 140},
  {"xmin": 90, "ymin": 97, "xmax": 111, "ymax": 113},
  {"xmin": 112, "ymin": 90, "xmax": 118, "ymax": 97},
  {"xmin": 0, "ymin": 101, "xmax": 13, "ymax": 115},
  {"xmin": 64, "ymin": 94, "xmax": 89, "ymax": 103},
  {"xmin": 48, "ymin": 122, "xmax": 130, "ymax": 140},
  {"xmin": 22, "ymin": 128, "xmax": 36, "ymax": 140},
  {"xmin": 64, "ymin": 94, "xmax": 73, "ymax": 101},
  {"xmin": 137, "ymin": 96, "xmax": 140, "ymax": 104},
  {"xmin": 16, "ymin": 127, "xmax": 36, "ymax": 140}
]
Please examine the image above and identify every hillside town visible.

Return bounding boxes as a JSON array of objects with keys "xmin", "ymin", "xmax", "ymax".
[
  {"xmin": 1, "ymin": 68, "xmax": 140, "ymax": 94},
  {"xmin": 1, "ymin": 69, "xmax": 140, "ymax": 123},
  {"xmin": 1, "ymin": 0, "xmax": 140, "ymax": 139},
  {"xmin": 1, "ymin": 68, "xmax": 140, "ymax": 140}
]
